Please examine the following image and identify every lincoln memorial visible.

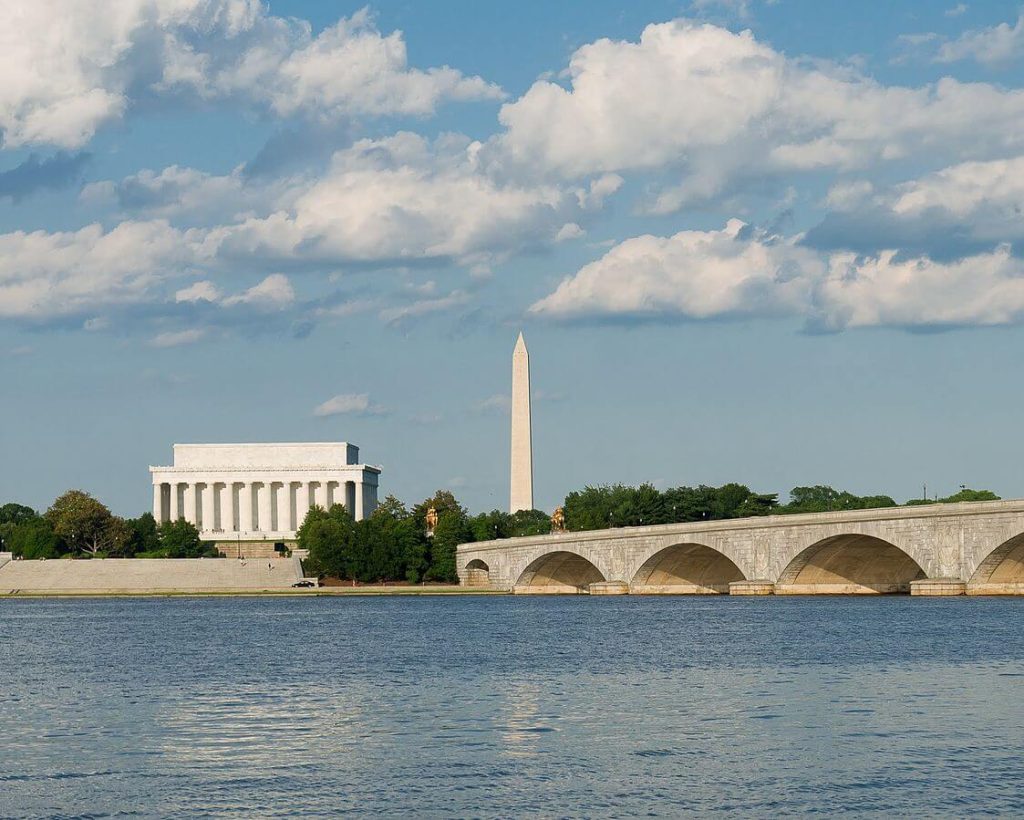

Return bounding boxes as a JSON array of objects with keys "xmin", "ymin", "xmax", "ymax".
[{"xmin": 149, "ymin": 442, "xmax": 381, "ymax": 546}]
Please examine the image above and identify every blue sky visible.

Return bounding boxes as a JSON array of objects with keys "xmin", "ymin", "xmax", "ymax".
[{"xmin": 3, "ymin": 0, "xmax": 1024, "ymax": 516}]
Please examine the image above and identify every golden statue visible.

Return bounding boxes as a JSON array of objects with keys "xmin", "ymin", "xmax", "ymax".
[
  {"xmin": 551, "ymin": 507, "xmax": 566, "ymax": 533},
  {"xmin": 425, "ymin": 506, "xmax": 439, "ymax": 536}
]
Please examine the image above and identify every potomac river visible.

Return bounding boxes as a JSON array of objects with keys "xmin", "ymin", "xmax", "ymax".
[{"xmin": 2, "ymin": 596, "xmax": 1023, "ymax": 817}]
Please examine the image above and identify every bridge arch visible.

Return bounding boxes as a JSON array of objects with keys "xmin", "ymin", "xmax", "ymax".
[
  {"xmin": 631, "ymin": 543, "xmax": 745, "ymax": 594},
  {"xmin": 776, "ymin": 534, "xmax": 926, "ymax": 594},
  {"xmin": 513, "ymin": 551, "xmax": 606, "ymax": 594},
  {"xmin": 968, "ymin": 533, "xmax": 1024, "ymax": 591},
  {"xmin": 463, "ymin": 558, "xmax": 491, "ymax": 587}
]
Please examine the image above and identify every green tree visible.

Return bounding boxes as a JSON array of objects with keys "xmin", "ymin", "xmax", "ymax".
[
  {"xmin": 413, "ymin": 489, "xmax": 467, "ymax": 530},
  {"xmin": 780, "ymin": 486, "xmax": 896, "ymax": 514},
  {"xmin": 621, "ymin": 484, "xmax": 667, "ymax": 526},
  {"xmin": 508, "ymin": 509, "xmax": 552, "ymax": 537},
  {"xmin": 907, "ymin": 488, "xmax": 1000, "ymax": 505},
  {"xmin": 4, "ymin": 517, "xmax": 63, "ymax": 559},
  {"xmin": 0, "ymin": 503, "xmax": 37, "ymax": 527},
  {"xmin": 46, "ymin": 490, "xmax": 115, "ymax": 556},
  {"xmin": 941, "ymin": 488, "xmax": 1000, "ymax": 503},
  {"xmin": 426, "ymin": 510, "xmax": 470, "ymax": 583},
  {"xmin": 125, "ymin": 512, "xmax": 161, "ymax": 557},
  {"xmin": 104, "ymin": 517, "xmax": 134, "ymax": 557},
  {"xmin": 298, "ymin": 505, "xmax": 357, "ymax": 579},
  {"xmin": 469, "ymin": 509, "xmax": 511, "ymax": 541},
  {"xmin": 563, "ymin": 485, "xmax": 619, "ymax": 530},
  {"xmin": 157, "ymin": 518, "xmax": 217, "ymax": 558}
]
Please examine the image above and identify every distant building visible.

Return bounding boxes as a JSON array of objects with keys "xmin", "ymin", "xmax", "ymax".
[{"xmin": 150, "ymin": 443, "xmax": 380, "ymax": 550}]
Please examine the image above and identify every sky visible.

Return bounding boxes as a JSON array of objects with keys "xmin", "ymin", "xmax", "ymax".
[{"xmin": 3, "ymin": 0, "xmax": 1024, "ymax": 517}]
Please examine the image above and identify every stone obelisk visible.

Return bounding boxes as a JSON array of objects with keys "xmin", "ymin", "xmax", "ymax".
[{"xmin": 510, "ymin": 331, "xmax": 534, "ymax": 512}]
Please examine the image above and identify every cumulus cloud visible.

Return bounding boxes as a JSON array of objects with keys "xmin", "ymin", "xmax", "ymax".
[
  {"xmin": 210, "ymin": 132, "xmax": 579, "ymax": 266},
  {"xmin": 313, "ymin": 393, "xmax": 387, "ymax": 417},
  {"xmin": 0, "ymin": 2, "xmax": 501, "ymax": 149},
  {"xmin": 530, "ymin": 220, "xmax": 1024, "ymax": 330},
  {"xmin": 81, "ymin": 165, "xmax": 265, "ymax": 224},
  {"xmin": 222, "ymin": 273, "xmax": 295, "ymax": 308},
  {"xmin": 378, "ymin": 289, "xmax": 472, "ymax": 325},
  {"xmin": 531, "ymin": 220, "xmax": 818, "ymax": 321},
  {"xmin": 175, "ymin": 280, "xmax": 221, "ymax": 303},
  {"xmin": 0, "ymin": 220, "xmax": 203, "ymax": 320},
  {"xmin": 935, "ymin": 14, "xmax": 1024, "ymax": 66},
  {"xmin": 806, "ymin": 155, "xmax": 1024, "ymax": 258},
  {"xmin": 493, "ymin": 19, "xmax": 1024, "ymax": 209}
]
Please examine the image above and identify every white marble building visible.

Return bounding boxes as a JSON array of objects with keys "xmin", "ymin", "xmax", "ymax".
[{"xmin": 150, "ymin": 442, "xmax": 380, "ymax": 541}]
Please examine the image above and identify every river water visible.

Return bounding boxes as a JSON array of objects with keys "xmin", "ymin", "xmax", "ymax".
[{"xmin": 1, "ymin": 596, "xmax": 1023, "ymax": 817}]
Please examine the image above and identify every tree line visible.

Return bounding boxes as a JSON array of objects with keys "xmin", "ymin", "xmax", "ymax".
[
  {"xmin": 560, "ymin": 483, "xmax": 1000, "ymax": 530},
  {"xmin": 0, "ymin": 483, "xmax": 1002, "ymax": 584},
  {"xmin": 0, "ymin": 490, "xmax": 216, "ymax": 560},
  {"xmin": 297, "ymin": 491, "xmax": 552, "ymax": 584}
]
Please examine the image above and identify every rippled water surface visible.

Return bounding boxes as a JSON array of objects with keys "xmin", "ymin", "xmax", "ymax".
[{"xmin": 2, "ymin": 596, "xmax": 1024, "ymax": 817}]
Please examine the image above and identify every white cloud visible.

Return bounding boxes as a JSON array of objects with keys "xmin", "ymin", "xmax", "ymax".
[
  {"xmin": 176, "ymin": 280, "xmax": 221, "ymax": 302},
  {"xmin": 817, "ymin": 246, "xmax": 1024, "ymax": 329},
  {"xmin": 531, "ymin": 220, "xmax": 817, "ymax": 320},
  {"xmin": 0, "ymin": 2, "xmax": 501, "ymax": 149},
  {"xmin": 946, "ymin": 4, "xmax": 969, "ymax": 17},
  {"xmin": 378, "ymin": 289, "xmax": 472, "ymax": 325},
  {"xmin": 493, "ymin": 19, "xmax": 1024, "ymax": 208},
  {"xmin": 824, "ymin": 180, "xmax": 875, "ymax": 211},
  {"xmin": 150, "ymin": 328, "xmax": 207, "ymax": 347},
  {"xmin": 555, "ymin": 222, "xmax": 585, "ymax": 242},
  {"xmin": 530, "ymin": 220, "xmax": 1024, "ymax": 330},
  {"xmin": 576, "ymin": 174, "xmax": 623, "ymax": 209},
  {"xmin": 807, "ymin": 155, "xmax": 1024, "ymax": 256},
  {"xmin": 222, "ymin": 273, "xmax": 294, "ymax": 307},
  {"xmin": 313, "ymin": 393, "xmax": 387, "ymax": 417},
  {"xmin": 936, "ymin": 14, "xmax": 1024, "ymax": 65},
  {"xmin": 81, "ymin": 165, "xmax": 266, "ymax": 224},
  {"xmin": 211, "ymin": 132, "xmax": 578, "ymax": 266},
  {"xmin": 0, "ymin": 219, "xmax": 202, "ymax": 319}
]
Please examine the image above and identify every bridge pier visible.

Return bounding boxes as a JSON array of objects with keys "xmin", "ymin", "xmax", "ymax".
[
  {"xmin": 589, "ymin": 581, "xmax": 629, "ymax": 595},
  {"xmin": 729, "ymin": 580, "xmax": 774, "ymax": 595},
  {"xmin": 910, "ymin": 579, "xmax": 966, "ymax": 596}
]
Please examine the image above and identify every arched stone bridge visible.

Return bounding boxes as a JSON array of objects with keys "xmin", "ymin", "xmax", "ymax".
[{"xmin": 456, "ymin": 499, "xmax": 1024, "ymax": 595}]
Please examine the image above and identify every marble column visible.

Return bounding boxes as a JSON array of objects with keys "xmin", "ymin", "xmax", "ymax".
[
  {"xmin": 153, "ymin": 484, "xmax": 163, "ymax": 523},
  {"xmin": 313, "ymin": 481, "xmax": 327, "ymax": 510},
  {"xmin": 257, "ymin": 482, "xmax": 273, "ymax": 534},
  {"xmin": 298, "ymin": 482, "xmax": 312, "ymax": 525},
  {"xmin": 276, "ymin": 482, "xmax": 291, "ymax": 533},
  {"xmin": 355, "ymin": 481, "xmax": 365, "ymax": 522},
  {"xmin": 221, "ymin": 483, "xmax": 235, "ymax": 532},
  {"xmin": 201, "ymin": 483, "xmax": 215, "ymax": 532},
  {"xmin": 169, "ymin": 483, "xmax": 180, "ymax": 521},
  {"xmin": 239, "ymin": 483, "xmax": 253, "ymax": 533},
  {"xmin": 183, "ymin": 483, "xmax": 197, "ymax": 526}
]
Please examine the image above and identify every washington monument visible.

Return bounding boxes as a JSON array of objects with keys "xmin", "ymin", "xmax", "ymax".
[{"xmin": 510, "ymin": 331, "xmax": 533, "ymax": 512}]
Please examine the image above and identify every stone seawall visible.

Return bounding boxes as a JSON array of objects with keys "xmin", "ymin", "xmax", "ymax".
[{"xmin": 0, "ymin": 556, "xmax": 305, "ymax": 595}]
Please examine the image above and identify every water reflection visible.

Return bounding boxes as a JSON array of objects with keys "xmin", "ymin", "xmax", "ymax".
[
  {"xmin": 1, "ymin": 597, "xmax": 1023, "ymax": 816},
  {"xmin": 497, "ymin": 682, "xmax": 550, "ymax": 756}
]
